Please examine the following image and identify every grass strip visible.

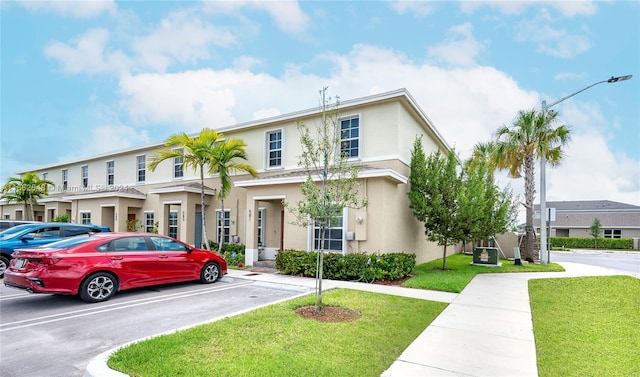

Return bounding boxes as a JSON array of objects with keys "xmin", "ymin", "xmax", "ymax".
[
  {"xmin": 109, "ymin": 289, "xmax": 447, "ymax": 377},
  {"xmin": 530, "ymin": 275, "xmax": 640, "ymax": 377},
  {"xmin": 403, "ymin": 253, "xmax": 564, "ymax": 293}
]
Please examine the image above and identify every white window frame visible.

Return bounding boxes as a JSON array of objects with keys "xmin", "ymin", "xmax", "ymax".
[
  {"xmin": 257, "ymin": 208, "xmax": 265, "ymax": 247},
  {"xmin": 265, "ymin": 129, "xmax": 284, "ymax": 169},
  {"xmin": 106, "ymin": 160, "xmax": 115, "ymax": 186},
  {"xmin": 145, "ymin": 211, "xmax": 155, "ymax": 233},
  {"xmin": 173, "ymin": 150, "xmax": 184, "ymax": 179},
  {"xmin": 216, "ymin": 209, "xmax": 231, "ymax": 244},
  {"xmin": 81, "ymin": 165, "xmax": 89, "ymax": 188},
  {"xmin": 310, "ymin": 207, "xmax": 347, "ymax": 255},
  {"xmin": 604, "ymin": 229, "xmax": 622, "ymax": 239},
  {"xmin": 169, "ymin": 210, "xmax": 178, "ymax": 238},
  {"xmin": 62, "ymin": 169, "xmax": 68, "ymax": 191},
  {"xmin": 339, "ymin": 115, "xmax": 360, "ymax": 160},
  {"xmin": 80, "ymin": 211, "xmax": 91, "ymax": 224},
  {"xmin": 137, "ymin": 155, "xmax": 146, "ymax": 183}
]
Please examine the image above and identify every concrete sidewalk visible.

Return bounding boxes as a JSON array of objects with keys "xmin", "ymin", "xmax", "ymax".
[{"xmin": 85, "ymin": 261, "xmax": 634, "ymax": 377}]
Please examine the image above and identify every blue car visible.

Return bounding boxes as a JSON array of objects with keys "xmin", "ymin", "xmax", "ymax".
[{"xmin": 0, "ymin": 222, "xmax": 111, "ymax": 278}]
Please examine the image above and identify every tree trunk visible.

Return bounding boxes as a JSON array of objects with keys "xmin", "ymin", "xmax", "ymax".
[
  {"xmin": 523, "ymin": 153, "xmax": 536, "ymax": 262},
  {"xmin": 199, "ymin": 165, "xmax": 210, "ymax": 250},
  {"xmin": 441, "ymin": 241, "xmax": 448, "ymax": 270},
  {"xmin": 218, "ymin": 186, "xmax": 224, "ymax": 253}
]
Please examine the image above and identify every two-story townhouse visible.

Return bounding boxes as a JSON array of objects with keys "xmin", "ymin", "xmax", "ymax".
[
  {"xmin": 2, "ymin": 89, "xmax": 454, "ymax": 265},
  {"xmin": 534, "ymin": 200, "xmax": 640, "ymax": 240}
]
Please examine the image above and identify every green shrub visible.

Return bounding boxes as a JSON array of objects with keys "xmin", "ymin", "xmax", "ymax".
[
  {"xmin": 275, "ymin": 250, "xmax": 416, "ymax": 283},
  {"xmin": 52, "ymin": 214, "xmax": 70, "ymax": 223},
  {"xmin": 551, "ymin": 237, "xmax": 633, "ymax": 250},
  {"xmin": 208, "ymin": 241, "xmax": 245, "ymax": 265}
]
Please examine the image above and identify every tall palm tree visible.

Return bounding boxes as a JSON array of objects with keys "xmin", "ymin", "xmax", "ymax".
[
  {"xmin": 492, "ymin": 108, "xmax": 571, "ymax": 261},
  {"xmin": 209, "ymin": 138, "xmax": 257, "ymax": 252},
  {"xmin": 148, "ymin": 128, "xmax": 223, "ymax": 250},
  {"xmin": 1, "ymin": 172, "xmax": 54, "ymax": 220}
]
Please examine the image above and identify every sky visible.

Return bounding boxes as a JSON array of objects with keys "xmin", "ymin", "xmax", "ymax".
[{"xmin": 1, "ymin": 0, "xmax": 639, "ymax": 216}]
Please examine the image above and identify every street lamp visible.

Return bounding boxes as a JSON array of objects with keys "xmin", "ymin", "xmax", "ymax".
[{"xmin": 539, "ymin": 74, "xmax": 632, "ymax": 264}]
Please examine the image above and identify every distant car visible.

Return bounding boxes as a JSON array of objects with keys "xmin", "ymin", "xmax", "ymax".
[
  {"xmin": 4, "ymin": 233, "xmax": 227, "ymax": 303},
  {"xmin": 0, "ymin": 220, "xmax": 39, "ymax": 231},
  {"xmin": 0, "ymin": 222, "xmax": 111, "ymax": 278}
]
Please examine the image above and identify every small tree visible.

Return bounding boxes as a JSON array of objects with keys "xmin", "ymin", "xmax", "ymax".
[
  {"xmin": 283, "ymin": 88, "xmax": 367, "ymax": 313},
  {"xmin": 1, "ymin": 172, "xmax": 53, "ymax": 220},
  {"xmin": 407, "ymin": 137, "xmax": 462, "ymax": 270},
  {"xmin": 589, "ymin": 218, "xmax": 602, "ymax": 249},
  {"xmin": 52, "ymin": 214, "xmax": 70, "ymax": 223}
]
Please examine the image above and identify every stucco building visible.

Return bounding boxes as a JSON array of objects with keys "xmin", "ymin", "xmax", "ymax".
[{"xmin": 2, "ymin": 89, "xmax": 454, "ymax": 265}]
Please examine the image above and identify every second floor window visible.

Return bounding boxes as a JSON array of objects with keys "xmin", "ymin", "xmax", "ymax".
[
  {"xmin": 81, "ymin": 166, "xmax": 89, "ymax": 188},
  {"xmin": 340, "ymin": 116, "xmax": 360, "ymax": 158},
  {"xmin": 62, "ymin": 169, "xmax": 68, "ymax": 191},
  {"xmin": 267, "ymin": 130, "xmax": 282, "ymax": 168},
  {"xmin": 173, "ymin": 151, "xmax": 183, "ymax": 179},
  {"xmin": 137, "ymin": 155, "xmax": 146, "ymax": 183},
  {"xmin": 106, "ymin": 161, "xmax": 115, "ymax": 185}
]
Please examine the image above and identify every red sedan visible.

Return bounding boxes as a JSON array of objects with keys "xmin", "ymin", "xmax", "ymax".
[{"xmin": 4, "ymin": 232, "xmax": 227, "ymax": 303}]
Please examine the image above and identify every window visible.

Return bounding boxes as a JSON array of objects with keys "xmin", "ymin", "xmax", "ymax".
[
  {"xmin": 216, "ymin": 210, "xmax": 230, "ymax": 244},
  {"xmin": 29, "ymin": 226, "xmax": 61, "ymax": 239},
  {"xmin": 150, "ymin": 236, "xmax": 188, "ymax": 251},
  {"xmin": 313, "ymin": 208, "xmax": 344, "ymax": 252},
  {"xmin": 81, "ymin": 212, "xmax": 91, "ymax": 224},
  {"xmin": 106, "ymin": 161, "xmax": 115, "ymax": 186},
  {"xmin": 604, "ymin": 229, "xmax": 622, "ymax": 239},
  {"xmin": 257, "ymin": 208, "xmax": 265, "ymax": 247},
  {"xmin": 266, "ymin": 130, "xmax": 282, "ymax": 168},
  {"xmin": 113, "ymin": 236, "xmax": 148, "ymax": 251},
  {"xmin": 62, "ymin": 169, "xmax": 68, "ymax": 191},
  {"xmin": 145, "ymin": 212, "xmax": 155, "ymax": 233},
  {"xmin": 173, "ymin": 150, "xmax": 184, "ymax": 178},
  {"xmin": 81, "ymin": 165, "xmax": 89, "ymax": 188},
  {"xmin": 42, "ymin": 172, "xmax": 48, "ymax": 180},
  {"xmin": 169, "ymin": 210, "xmax": 178, "ymax": 238},
  {"xmin": 340, "ymin": 116, "xmax": 359, "ymax": 158},
  {"xmin": 137, "ymin": 155, "xmax": 146, "ymax": 183}
]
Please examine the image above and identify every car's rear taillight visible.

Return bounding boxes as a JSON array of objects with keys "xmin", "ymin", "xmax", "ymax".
[{"xmin": 35, "ymin": 257, "xmax": 61, "ymax": 265}]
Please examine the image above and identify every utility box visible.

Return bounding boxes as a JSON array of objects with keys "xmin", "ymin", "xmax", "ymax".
[{"xmin": 472, "ymin": 247, "xmax": 501, "ymax": 267}]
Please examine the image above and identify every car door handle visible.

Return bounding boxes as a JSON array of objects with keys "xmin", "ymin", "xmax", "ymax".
[
  {"xmin": 110, "ymin": 257, "xmax": 123, "ymax": 261},
  {"xmin": 158, "ymin": 255, "xmax": 168, "ymax": 259}
]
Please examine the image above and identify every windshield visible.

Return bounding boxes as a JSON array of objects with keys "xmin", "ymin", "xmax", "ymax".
[
  {"xmin": 0, "ymin": 224, "xmax": 36, "ymax": 240},
  {"xmin": 38, "ymin": 235, "xmax": 94, "ymax": 249}
]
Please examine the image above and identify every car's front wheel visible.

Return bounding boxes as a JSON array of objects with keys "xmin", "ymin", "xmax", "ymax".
[
  {"xmin": 79, "ymin": 272, "xmax": 118, "ymax": 303},
  {"xmin": 200, "ymin": 262, "xmax": 221, "ymax": 283}
]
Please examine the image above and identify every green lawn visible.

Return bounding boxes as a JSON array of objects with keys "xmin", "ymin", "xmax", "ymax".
[
  {"xmin": 530, "ymin": 275, "xmax": 640, "ymax": 377},
  {"xmin": 108, "ymin": 289, "xmax": 447, "ymax": 377},
  {"xmin": 402, "ymin": 253, "xmax": 565, "ymax": 293}
]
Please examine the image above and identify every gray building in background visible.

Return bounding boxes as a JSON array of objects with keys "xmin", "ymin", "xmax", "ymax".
[{"xmin": 534, "ymin": 200, "xmax": 640, "ymax": 239}]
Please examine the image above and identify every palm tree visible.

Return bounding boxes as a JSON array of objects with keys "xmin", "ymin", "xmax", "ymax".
[
  {"xmin": 148, "ymin": 129, "xmax": 223, "ymax": 250},
  {"xmin": 492, "ymin": 108, "xmax": 571, "ymax": 262},
  {"xmin": 1, "ymin": 172, "xmax": 54, "ymax": 220},
  {"xmin": 209, "ymin": 138, "xmax": 257, "ymax": 252}
]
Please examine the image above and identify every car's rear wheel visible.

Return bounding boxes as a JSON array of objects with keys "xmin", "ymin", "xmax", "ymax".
[
  {"xmin": 79, "ymin": 272, "xmax": 118, "ymax": 303},
  {"xmin": 200, "ymin": 262, "xmax": 220, "ymax": 283},
  {"xmin": 0, "ymin": 255, "xmax": 9, "ymax": 278}
]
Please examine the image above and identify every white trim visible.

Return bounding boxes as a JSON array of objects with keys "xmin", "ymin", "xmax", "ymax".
[
  {"xmin": 253, "ymin": 195, "xmax": 286, "ymax": 201},
  {"xmin": 236, "ymin": 168, "xmax": 407, "ymax": 187},
  {"xmin": 100, "ymin": 204, "xmax": 116, "ymax": 207},
  {"xmin": 162, "ymin": 200, "xmax": 182, "ymax": 205},
  {"xmin": 148, "ymin": 186, "xmax": 215, "ymax": 195}
]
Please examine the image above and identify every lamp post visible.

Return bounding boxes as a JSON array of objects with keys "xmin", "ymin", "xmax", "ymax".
[{"xmin": 539, "ymin": 74, "xmax": 632, "ymax": 265}]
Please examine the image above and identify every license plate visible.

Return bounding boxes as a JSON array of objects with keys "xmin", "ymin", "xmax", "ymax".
[{"xmin": 13, "ymin": 259, "xmax": 26, "ymax": 269}]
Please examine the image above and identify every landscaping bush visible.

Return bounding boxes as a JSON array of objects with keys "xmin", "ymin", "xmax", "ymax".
[
  {"xmin": 550, "ymin": 237, "xmax": 633, "ymax": 250},
  {"xmin": 208, "ymin": 242, "xmax": 245, "ymax": 265},
  {"xmin": 275, "ymin": 250, "xmax": 416, "ymax": 283}
]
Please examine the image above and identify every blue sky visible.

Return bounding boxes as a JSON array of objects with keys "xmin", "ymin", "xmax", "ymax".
[{"xmin": 1, "ymin": 0, "xmax": 639, "ymax": 210}]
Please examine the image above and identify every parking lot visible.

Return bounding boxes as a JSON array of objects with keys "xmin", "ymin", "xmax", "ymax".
[{"xmin": 1, "ymin": 276, "xmax": 310, "ymax": 377}]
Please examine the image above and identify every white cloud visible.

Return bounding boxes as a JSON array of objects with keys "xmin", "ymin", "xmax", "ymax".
[
  {"xmin": 427, "ymin": 22, "xmax": 485, "ymax": 67},
  {"xmin": 17, "ymin": 0, "xmax": 117, "ymax": 18},
  {"xmin": 386, "ymin": 0, "xmax": 436, "ymax": 17},
  {"xmin": 59, "ymin": 125, "xmax": 150, "ymax": 162},
  {"xmin": 201, "ymin": 0, "xmax": 310, "ymax": 35},
  {"xmin": 515, "ymin": 15, "xmax": 591, "ymax": 59},
  {"xmin": 460, "ymin": 1, "xmax": 598, "ymax": 17},
  {"xmin": 131, "ymin": 9, "xmax": 235, "ymax": 73},
  {"xmin": 44, "ymin": 29, "xmax": 130, "ymax": 75}
]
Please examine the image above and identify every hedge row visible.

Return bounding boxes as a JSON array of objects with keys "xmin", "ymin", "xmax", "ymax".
[
  {"xmin": 550, "ymin": 237, "xmax": 633, "ymax": 250},
  {"xmin": 207, "ymin": 242, "xmax": 246, "ymax": 265},
  {"xmin": 275, "ymin": 249, "xmax": 416, "ymax": 283}
]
